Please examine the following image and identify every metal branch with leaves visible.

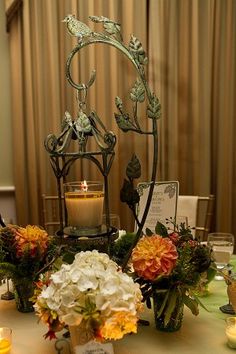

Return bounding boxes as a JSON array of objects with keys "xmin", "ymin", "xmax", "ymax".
[{"xmin": 45, "ymin": 15, "xmax": 161, "ymax": 266}]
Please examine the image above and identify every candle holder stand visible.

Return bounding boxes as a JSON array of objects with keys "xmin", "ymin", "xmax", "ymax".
[{"xmin": 44, "ymin": 15, "xmax": 160, "ymax": 262}]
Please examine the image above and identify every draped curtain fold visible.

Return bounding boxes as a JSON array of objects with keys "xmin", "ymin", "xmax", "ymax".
[{"xmin": 6, "ymin": 0, "xmax": 236, "ymax": 235}]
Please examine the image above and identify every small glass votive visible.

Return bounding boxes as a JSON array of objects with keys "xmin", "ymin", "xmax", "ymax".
[
  {"xmin": 0, "ymin": 327, "xmax": 12, "ymax": 354},
  {"xmin": 64, "ymin": 181, "xmax": 104, "ymax": 236},
  {"xmin": 226, "ymin": 317, "xmax": 236, "ymax": 348}
]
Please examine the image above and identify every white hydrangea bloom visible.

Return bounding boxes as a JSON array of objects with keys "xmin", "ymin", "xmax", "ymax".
[{"xmin": 38, "ymin": 250, "xmax": 142, "ymax": 327}]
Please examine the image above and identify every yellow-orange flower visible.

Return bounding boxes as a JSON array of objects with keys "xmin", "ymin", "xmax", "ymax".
[
  {"xmin": 100, "ymin": 311, "xmax": 138, "ymax": 340},
  {"xmin": 14, "ymin": 225, "xmax": 48, "ymax": 257},
  {"xmin": 131, "ymin": 235, "xmax": 178, "ymax": 281}
]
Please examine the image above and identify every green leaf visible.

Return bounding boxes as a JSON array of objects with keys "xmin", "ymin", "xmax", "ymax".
[
  {"xmin": 62, "ymin": 252, "xmax": 76, "ymax": 264},
  {"xmin": 164, "ymin": 289, "xmax": 177, "ymax": 326},
  {"xmin": 145, "ymin": 228, "xmax": 154, "ymax": 236},
  {"xmin": 193, "ymin": 294, "xmax": 210, "ymax": 312},
  {"xmin": 155, "ymin": 289, "xmax": 170, "ymax": 318},
  {"xmin": 155, "ymin": 221, "xmax": 168, "ymax": 237},
  {"xmin": 126, "ymin": 154, "xmax": 141, "ymax": 179},
  {"xmin": 183, "ymin": 293, "xmax": 199, "ymax": 315}
]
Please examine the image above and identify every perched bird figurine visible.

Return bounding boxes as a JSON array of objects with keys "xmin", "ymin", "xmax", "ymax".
[{"xmin": 62, "ymin": 14, "xmax": 92, "ymax": 41}]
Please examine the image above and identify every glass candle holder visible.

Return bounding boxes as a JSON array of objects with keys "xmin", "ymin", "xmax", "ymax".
[
  {"xmin": 64, "ymin": 181, "xmax": 104, "ymax": 236},
  {"xmin": 102, "ymin": 213, "xmax": 121, "ymax": 230},
  {"xmin": 226, "ymin": 317, "xmax": 236, "ymax": 348},
  {"xmin": 0, "ymin": 327, "xmax": 12, "ymax": 354}
]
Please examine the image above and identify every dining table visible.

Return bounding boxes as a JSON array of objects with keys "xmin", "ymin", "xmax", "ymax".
[{"xmin": 0, "ymin": 263, "xmax": 236, "ymax": 354}]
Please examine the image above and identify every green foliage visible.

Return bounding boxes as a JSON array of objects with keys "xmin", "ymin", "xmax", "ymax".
[
  {"xmin": 111, "ymin": 232, "xmax": 136, "ymax": 266},
  {"xmin": 145, "ymin": 228, "xmax": 154, "ymax": 236},
  {"xmin": 155, "ymin": 221, "xmax": 169, "ymax": 237},
  {"xmin": 183, "ymin": 292, "xmax": 199, "ymax": 316}
]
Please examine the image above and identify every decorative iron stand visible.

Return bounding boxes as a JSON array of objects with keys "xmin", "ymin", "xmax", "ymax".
[{"xmin": 44, "ymin": 14, "xmax": 161, "ymax": 354}]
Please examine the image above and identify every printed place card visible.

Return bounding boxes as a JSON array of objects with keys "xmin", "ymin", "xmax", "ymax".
[
  {"xmin": 75, "ymin": 340, "xmax": 114, "ymax": 354},
  {"xmin": 137, "ymin": 181, "xmax": 179, "ymax": 232}
]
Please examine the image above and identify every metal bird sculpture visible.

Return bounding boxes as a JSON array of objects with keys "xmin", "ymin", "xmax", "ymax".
[{"xmin": 62, "ymin": 14, "xmax": 92, "ymax": 41}]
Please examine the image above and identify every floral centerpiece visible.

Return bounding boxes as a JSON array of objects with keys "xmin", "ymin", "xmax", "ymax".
[
  {"xmin": 0, "ymin": 225, "xmax": 57, "ymax": 312},
  {"xmin": 33, "ymin": 250, "xmax": 143, "ymax": 346},
  {"xmin": 129, "ymin": 221, "xmax": 213, "ymax": 332}
]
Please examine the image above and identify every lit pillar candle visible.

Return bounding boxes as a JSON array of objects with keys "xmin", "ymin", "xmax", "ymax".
[
  {"xmin": 226, "ymin": 317, "xmax": 236, "ymax": 348},
  {"xmin": 64, "ymin": 181, "xmax": 104, "ymax": 232},
  {"xmin": 0, "ymin": 328, "xmax": 12, "ymax": 354}
]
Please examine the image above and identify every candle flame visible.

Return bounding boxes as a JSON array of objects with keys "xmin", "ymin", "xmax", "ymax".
[{"xmin": 81, "ymin": 180, "xmax": 88, "ymax": 192}]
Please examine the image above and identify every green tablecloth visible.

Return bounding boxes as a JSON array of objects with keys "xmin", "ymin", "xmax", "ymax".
[
  {"xmin": 201, "ymin": 257, "xmax": 236, "ymax": 318},
  {"xmin": 0, "ymin": 260, "xmax": 235, "ymax": 354}
]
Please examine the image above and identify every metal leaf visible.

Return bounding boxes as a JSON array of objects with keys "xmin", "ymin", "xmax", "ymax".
[
  {"xmin": 89, "ymin": 16, "xmax": 122, "ymax": 39},
  {"xmin": 129, "ymin": 35, "xmax": 148, "ymax": 65},
  {"xmin": 104, "ymin": 22, "xmax": 121, "ymax": 35},
  {"xmin": 126, "ymin": 154, "xmax": 141, "ymax": 179},
  {"xmin": 147, "ymin": 93, "xmax": 161, "ymax": 119},
  {"xmin": 114, "ymin": 113, "xmax": 135, "ymax": 132},
  {"xmin": 115, "ymin": 96, "xmax": 123, "ymax": 111},
  {"xmin": 89, "ymin": 15, "xmax": 110, "ymax": 23},
  {"xmin": 130, "ymin": 79, "xmax": 145, "ymax": 102},
  {"xmin": 120, "ymin": 179, "xmax": 140, "ymax": 205},
  {"xmin": 75, "ymin": 111, "xmax": 92, "ymax": 133}
]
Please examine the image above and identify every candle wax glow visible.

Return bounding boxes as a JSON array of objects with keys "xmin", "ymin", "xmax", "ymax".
[
  {"xmin": 226, "ymin": 325, "xmax": 236, "ymax": 348},
  {"xmin": 0, "ymin": 338, "xmax": 11, "ymax": 354},
  {"xmin": 65, "ymin": 191, "xmax": 104, "ymax": 228}
]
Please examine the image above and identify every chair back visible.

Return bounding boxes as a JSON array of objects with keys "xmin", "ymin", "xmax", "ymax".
[
  {"xmin": 41, "ymin": 194, "xmax": 64, "ymax": 235},
  {"xmin": 177, "ymin": 195, "xmax": 215, "ymax": 241}
]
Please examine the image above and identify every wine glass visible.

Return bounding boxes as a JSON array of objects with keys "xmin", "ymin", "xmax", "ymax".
[{"xmin": 207, "ymin": 232, "xmax": 234, "ymax": 280}]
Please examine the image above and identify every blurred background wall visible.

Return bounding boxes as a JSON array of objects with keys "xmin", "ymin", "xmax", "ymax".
[{"xmin": 0, "ymin": 0, "xmax": 16, "ymax": 224}]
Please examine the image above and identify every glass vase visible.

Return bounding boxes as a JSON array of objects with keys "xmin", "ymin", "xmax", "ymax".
[
  {"xmin": 13, "ymin": 278, "xmax": 35, "ymax": 313},
  {"xmin": 153, "ymin": 290, "xmax": 184, "ymax": 332}
]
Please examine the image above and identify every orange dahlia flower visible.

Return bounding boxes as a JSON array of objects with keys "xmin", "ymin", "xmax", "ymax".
[
  {"xmin": 131, "ymin": 235, "xmax": 178, "ymax": 281},
  {"xmin": 15, "ymin": 225, "xmax": 48, "ymax": 258}
]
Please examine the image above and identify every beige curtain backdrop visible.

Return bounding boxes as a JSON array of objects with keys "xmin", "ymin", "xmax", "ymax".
[{"xmin": 5, "ymin": 0, "xmax": 236, "ymax": 235}]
